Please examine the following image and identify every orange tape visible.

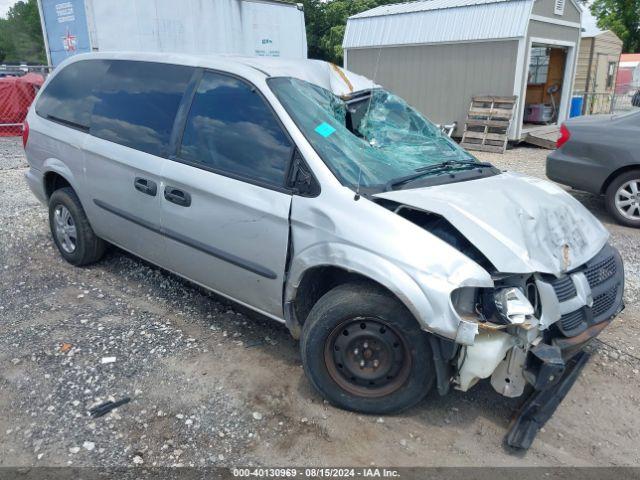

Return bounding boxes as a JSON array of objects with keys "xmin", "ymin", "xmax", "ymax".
[{"xmin": 330, "ymin": 63, "xmax": 354, "ymax": 93}]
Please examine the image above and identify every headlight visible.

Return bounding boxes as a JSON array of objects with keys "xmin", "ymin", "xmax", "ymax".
[{"xmin": 494, "ymin": 287, "xmax": 534, "ymax": 324}]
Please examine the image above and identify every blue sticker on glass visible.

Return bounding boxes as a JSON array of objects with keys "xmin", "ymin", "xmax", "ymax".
[{"xmin": 315, "ymin": 122, "xmax": 336, "ymax": 138}]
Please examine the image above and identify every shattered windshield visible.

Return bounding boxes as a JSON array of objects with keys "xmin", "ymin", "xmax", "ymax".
[{"xmin": 268, "ymin": 77, "xmax": 478, "ymax": 190}]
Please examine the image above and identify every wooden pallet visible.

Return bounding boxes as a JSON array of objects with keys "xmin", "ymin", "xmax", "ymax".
[{"xmin": 461, "ymin": 95, "xmax": 517, "ymax": 153}]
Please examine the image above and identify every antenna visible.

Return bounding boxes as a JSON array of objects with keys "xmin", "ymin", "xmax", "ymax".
[{"xmin": 354, "ymin": 167, "xmax": 362, "ymax": 201}]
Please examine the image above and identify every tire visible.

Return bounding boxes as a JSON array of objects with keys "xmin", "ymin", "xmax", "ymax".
[
  {"xmin": 300, "ymin": 283, "xmax": 435, "ymax": 414},
  {"xmin": 605, "ymin": 170, "xmax": 640, "ymax": 228},
  {"xmin": 48, "ymin": 187, "xmax": 106, "ymax": 266}
]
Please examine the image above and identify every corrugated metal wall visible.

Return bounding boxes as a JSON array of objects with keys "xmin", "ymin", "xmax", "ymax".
[{"xmin": 346, "ymin": 41, "xmax": 519, "ymax": 135}]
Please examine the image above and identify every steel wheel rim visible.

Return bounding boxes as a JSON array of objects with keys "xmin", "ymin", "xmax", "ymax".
[
  {"xmin": 324, "ymin": 317, "xmax": 411, "ymax": 398},
  {"xmin": 53, "ymin": 205, "xmax": 77, "ymax": 253},
  {"xmin": 615, "ymin": 180, "xmax": 640, "ymax": 220}
]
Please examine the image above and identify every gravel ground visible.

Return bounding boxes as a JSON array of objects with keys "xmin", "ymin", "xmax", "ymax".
[{"xmin": 1, "ymin": 137, "xmax": 639, "ymax": 468}]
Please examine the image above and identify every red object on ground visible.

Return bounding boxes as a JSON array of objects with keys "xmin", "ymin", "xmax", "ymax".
[{"xmin": 0, "ymin": 73, "xmax": 44, "ymax": 136}]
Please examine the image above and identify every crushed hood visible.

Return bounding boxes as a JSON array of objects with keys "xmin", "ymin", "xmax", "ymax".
[{"xmin": 375, "ymin": 172, "xmax": 609, "ymax": 276}]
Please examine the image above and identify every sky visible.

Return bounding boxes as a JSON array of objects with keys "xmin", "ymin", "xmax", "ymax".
[
  {"xmin": 0, "ymin": 0, "xmax": 15, "ymax": 19},
  {"xmin": 581, "ymin": 5, "xmax": 602, "ymax": 36}
]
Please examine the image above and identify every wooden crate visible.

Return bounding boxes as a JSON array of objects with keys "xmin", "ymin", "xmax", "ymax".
[{"xmin": 461, "ymin": 95, "xmax": 517, "ymax": 153}]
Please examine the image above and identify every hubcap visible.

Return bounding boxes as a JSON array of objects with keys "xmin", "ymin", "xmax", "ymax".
[
  {"xmin": 324, "ymin": 317, "xmax": 411, "ymax": 398},
  {"xmin": 53, "ymin": 205, "xmax": 77, "ymax": 253},
  {"xmin": 615, "ymin": 180, "xmax": 640, "ymax": 221}
]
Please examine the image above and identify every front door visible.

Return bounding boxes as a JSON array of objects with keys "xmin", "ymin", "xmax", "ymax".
[{"xmin": 160, "ymin": 71, "xmax": 294, "ymax": 318}]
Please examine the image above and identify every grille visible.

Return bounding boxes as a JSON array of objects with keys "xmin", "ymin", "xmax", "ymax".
[
  {"xmin": 560, "ymin": 309, "xmax": 586, "ymax": 334},
  {"xmin": 592, "ymin": 285, "xmax": 618, "ymax": 318},
  {"xmin": 551, "ymin": 244, "xmax": 623, "ymax": 338},
  {"xmin": 585, "ymin": 255, "xmax": 617, "ymax": 288},
  {"xmin": 551, "ymin": 275, "xmax": 577, "ymax": 302}
]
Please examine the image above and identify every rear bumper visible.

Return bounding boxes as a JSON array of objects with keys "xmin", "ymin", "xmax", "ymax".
[
  {"xmin": 24, "ymin": 167, "xmax": 46, "ymax": 205},
  {"xmin": 546, "ymin": 150, "xmax": 608, "ymax": 195}
]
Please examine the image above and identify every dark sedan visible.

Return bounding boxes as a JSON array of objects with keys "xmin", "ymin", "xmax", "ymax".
[{"xmin": 547, "ymin": 109, "xmax": 640, "ymax": 228}]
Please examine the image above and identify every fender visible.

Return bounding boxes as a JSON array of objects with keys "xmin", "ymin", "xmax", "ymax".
[
  {"xmin": 285, "ymin": 241, "xmax": 485, "ymax": 341},
  {"xmin": 42, "ymin": 158, "xmax": 80, "ymax": 194}
]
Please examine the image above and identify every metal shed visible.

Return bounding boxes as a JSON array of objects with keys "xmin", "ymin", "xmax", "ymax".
[{"xmin": 343, "ymin": 0, "xmax": 583, "ymax": 141}]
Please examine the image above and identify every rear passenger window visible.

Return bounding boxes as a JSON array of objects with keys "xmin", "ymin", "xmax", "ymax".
[
  {"xmin": 91, "ymin": 61, "xmax": 193, "ymax": 157},
  {"xmin": 179, "ymin": 71, "xmax": 293, "ymax": 187},
  {"xmin": 36, "ymin": 60, "xmax": 110, "ymax": 130}
]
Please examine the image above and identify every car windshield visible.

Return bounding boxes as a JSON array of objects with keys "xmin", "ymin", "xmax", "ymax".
[{"xmin": 268, "ymin": 77, "xmax": 478, "ymax": 190}]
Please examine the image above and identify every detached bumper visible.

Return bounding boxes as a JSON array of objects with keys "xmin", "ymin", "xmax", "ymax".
[{"xmin": 506, "ymin": 351, "xmax": 590, "ymax": 449}]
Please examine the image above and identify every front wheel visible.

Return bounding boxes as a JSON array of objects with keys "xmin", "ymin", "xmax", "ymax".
[
  {"xmin": 300, "ymin": 283, "xmax": 435, "ymax": 414},
  {"xmin": 605, "ymin": 170, "xmax": 640, "ymax": 228}
]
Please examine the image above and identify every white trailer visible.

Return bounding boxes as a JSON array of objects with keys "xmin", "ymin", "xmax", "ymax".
[{"xmin": 37, "ymin": 0, "xmax": 307, "ymax": 67}]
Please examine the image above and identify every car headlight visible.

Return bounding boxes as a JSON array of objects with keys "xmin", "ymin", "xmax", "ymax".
[{"xmin": 494, "ymin": 287, "xmax": 534, "ymax": 325}]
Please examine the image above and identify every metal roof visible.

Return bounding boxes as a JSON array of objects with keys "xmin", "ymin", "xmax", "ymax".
[
  {"xmin": 350, "ymin": 0, "xmax": 519, "ymax": 18},
  {"xmin": 344, "ymin": 0, "xmax": 532, "ymax": 49}
]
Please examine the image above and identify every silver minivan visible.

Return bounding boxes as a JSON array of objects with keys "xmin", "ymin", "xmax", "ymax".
[{"xmin": 24, "ymin": 53, "xmax": 624, "ymax": 448}]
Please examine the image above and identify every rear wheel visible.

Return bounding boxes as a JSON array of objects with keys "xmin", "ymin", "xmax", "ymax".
[
  {"xmin": 605, "ymin": 170, "xmax": 640, "ymax": 228},
  {"xmin": 300, "ymin": 283, "xmax": 435, "ymax": 414},
  {"xmin": 48, "ymin": 187, "xmax": 106, "ymax": 266}
]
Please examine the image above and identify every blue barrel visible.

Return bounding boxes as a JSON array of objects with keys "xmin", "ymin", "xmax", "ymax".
[{"xmin": 570, "ymin": 96, "xmax": 583, "ymax": 117}]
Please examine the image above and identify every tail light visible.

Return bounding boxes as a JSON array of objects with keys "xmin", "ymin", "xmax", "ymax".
[
  {"xmin": 556, "ymin": 123, "xmax": 570, "ymax": 149},
  {"xmin": 22, "ymin": 120, "xmax": 29, "ymax": 149}
]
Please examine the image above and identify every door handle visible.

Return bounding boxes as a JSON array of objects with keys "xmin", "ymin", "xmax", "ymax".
[
  {"xmin": 134, "ymin": 177, "xmax": 157, "ymax": 196},
  {"xmin": 164, "ymin": 186, "xmax": 191, "ymax": 207}
]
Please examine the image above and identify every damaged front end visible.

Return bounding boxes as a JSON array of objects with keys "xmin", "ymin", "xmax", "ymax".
[
  {"xmin": 449, "ymin": 243, "xmax": 624, "ymax": 448},
  {"xmin": 268, "ymin": 71, "xmax": 624, "ymax": 448}
]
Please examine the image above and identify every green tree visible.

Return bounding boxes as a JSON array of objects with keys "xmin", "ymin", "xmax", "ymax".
[
  {"xmin": 590, "ymin": 0, "xmax": 640, "ymax": 52},
  {"xmin": 300, "ymin": 0, "xmax": 400, "ymax": 65},
  {"xmin": 0, "ymin": 0, "xmax": 46, "ymax": 64}
]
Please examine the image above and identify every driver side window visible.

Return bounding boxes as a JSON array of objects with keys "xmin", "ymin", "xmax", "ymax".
[{"xmin": 179, "ymin": 71, "xmax": 293, "ymax": 187}]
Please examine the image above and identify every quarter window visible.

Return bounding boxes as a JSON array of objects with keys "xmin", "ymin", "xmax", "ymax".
[
  {"xmin": 179, "ymin": 71, "xmax": 293, "ymax": 187},
  {"xmin": 90, "ymin": 61, "xmax": 193, "ymax": 157},
  {"xmin": 36, "ymin": 59, "xmax": 110, "ymax": 130}
]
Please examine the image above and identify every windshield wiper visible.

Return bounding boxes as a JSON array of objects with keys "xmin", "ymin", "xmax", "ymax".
[
  {"xmin": 44, "ymin": 113, "xmax": 90, "ymax": 132},
  {"xmin": 384, "ymin": 160, "xmax": 492, "ymax": 191}
]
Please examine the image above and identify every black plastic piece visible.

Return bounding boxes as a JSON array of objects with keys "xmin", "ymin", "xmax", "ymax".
[
  {"xmin": 89, "ymin": 397, "xmax": 131, "ymax": 418},
  {"xmin": 523, "ymin": 343, "xmax": 565, "ymax": 391},
  {"xmin": 428, "ymin": 335, "xmax": 456, "ymax": 396},
  {"xmin": 288, "ymin": 150, "xmax": 320, "ymax": 197},
  {"xmin": 506, "ymin": 351, "xmax": 590, "ymax": 450}
]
